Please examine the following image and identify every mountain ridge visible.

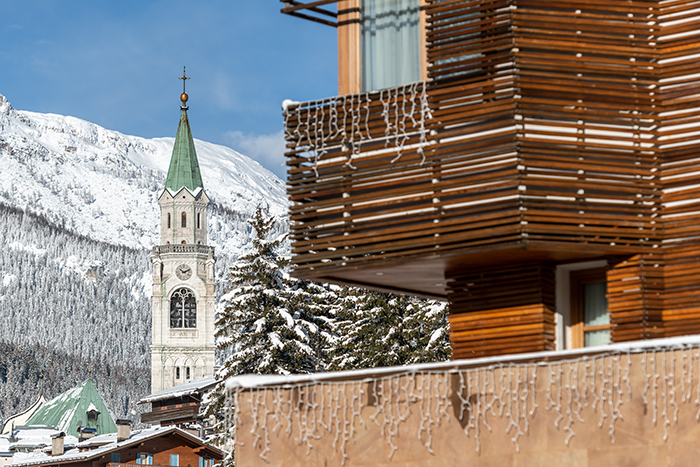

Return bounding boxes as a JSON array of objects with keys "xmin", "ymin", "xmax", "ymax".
[{"xmin": 0, "ymin": 92, "xmax": 289, "ymax": 254}]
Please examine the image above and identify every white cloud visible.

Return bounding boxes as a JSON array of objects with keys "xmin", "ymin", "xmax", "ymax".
[
  {"xmin": 225, "ymin": 129, "xmax": 286, "ymax": 179},
  {"xmin": 210, "ymin": 73, "xmax": 238, "ymax": 111}
]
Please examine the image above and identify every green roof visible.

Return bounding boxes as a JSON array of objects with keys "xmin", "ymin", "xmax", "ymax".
[
  {"xmin": 165, "ymin": 108, "xmax": 204, "ymax": 193},
  {"xmin": 25, "ymin": 380, "xmax": 117, "ymax": 437}
]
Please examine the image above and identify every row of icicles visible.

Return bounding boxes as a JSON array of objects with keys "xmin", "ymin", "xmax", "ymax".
[
  {"xmin": 284, "ymin": 81, "xmax": 432, "ymax": 174},
  {"xmin": 224, "ymin": 345, "xmax": 700, "ymax": 465}
]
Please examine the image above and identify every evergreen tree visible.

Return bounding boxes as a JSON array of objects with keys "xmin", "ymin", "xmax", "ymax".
[
  {"xmin": 329, "ymin": 289, "xmax": 451, "ymax": 370},
  {"xmin": 214, "ymin": 206, "xmax": 329, "ymax": 377},
  {"xmin": 208, "ymin": 207, "xmax": 338, "ymax": 460}
]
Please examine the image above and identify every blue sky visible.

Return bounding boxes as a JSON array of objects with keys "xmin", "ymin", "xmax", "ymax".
[{"xmin": 0, "ymin": 1, "xmax": 338, "ymax": 178}]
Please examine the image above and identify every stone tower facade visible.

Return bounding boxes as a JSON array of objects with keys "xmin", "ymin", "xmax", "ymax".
[{"xmin": 150, "ymin": 91, "xmax": 216, "ymax": 394}]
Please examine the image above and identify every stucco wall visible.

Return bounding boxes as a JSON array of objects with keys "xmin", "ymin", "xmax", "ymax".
[{"xmin": 232, "ymin": 339, "xmax": 700, "ymax": 466}]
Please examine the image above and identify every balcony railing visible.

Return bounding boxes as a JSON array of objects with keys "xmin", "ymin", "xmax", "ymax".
[{"xmin": 153, "ymin": 245, "xmax": 215, "ymax": 256}]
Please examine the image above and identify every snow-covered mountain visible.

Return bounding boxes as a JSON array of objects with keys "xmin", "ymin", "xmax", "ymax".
[{"xmin": 0, "ymin": 93, "xmax": 288, "ymax": 255}]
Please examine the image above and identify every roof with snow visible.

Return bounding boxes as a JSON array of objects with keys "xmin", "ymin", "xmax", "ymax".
[
  {"xmin": 1, "ymin": 395, "xmax": 47, "ymax": 435},
  {"xmin": 9, "ymin": 426, "xmax": 225, "ymax": 467},
  {"xmin": 138, "ymin": 375, "xmax": 216, "ymax": 404},
  {"xmin": 25, "ymin": 380, "xmax": 116, "ymax": 438},
  {"xmin": 165, "ymin": 108, "xmax": 203, "ymax": 194}
]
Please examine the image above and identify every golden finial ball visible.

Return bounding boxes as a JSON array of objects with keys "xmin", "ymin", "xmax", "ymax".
[{"xmin": 180, "ymin": 92, "xmax": 189, "ymax": 103}]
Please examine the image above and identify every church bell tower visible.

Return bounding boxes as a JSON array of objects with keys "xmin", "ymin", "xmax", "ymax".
[{"xmin": 150, "ymin": 69, "xmax": 216, "ymax": 394}]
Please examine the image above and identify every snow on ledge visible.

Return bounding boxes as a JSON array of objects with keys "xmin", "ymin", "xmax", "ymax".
[{"xmin": 225, "ymin": 334, "xmax": 700, "ymax": 390}]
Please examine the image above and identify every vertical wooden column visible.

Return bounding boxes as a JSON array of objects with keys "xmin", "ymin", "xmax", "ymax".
[
  {"xmin": 338, "ymin": 0, "xmax": 361, "ymax": 95},
  {"xmin": 607, "ymin": 254, "xmax": 664, "ymax": 342},
  {"xmin": 419, "ymin": 0, "xmax": 428, "ymax": 82},
  {"xmin": 446, "ymin": 263, "xmax": 556, "ymax": 358}
]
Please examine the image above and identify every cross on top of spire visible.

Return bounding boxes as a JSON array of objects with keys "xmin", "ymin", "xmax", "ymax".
[{"xmin": 179, "ymin": 66, "xmax": 190, "ymax": 108}]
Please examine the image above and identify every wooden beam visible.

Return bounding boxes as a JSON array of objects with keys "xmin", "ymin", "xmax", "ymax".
[{"xmin": 281, "ymin": 0, "xmax": 338, "ymax": 17}]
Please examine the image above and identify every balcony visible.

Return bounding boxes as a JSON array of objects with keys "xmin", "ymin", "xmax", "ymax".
[{"xmin": 284, "ymin": 56, "xmax": 659, "ymax": 299}]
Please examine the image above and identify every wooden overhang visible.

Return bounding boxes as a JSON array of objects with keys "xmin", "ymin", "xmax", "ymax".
[{"xmin": 279, "ymin": 0, "xmax": 339, "ymax": 27}]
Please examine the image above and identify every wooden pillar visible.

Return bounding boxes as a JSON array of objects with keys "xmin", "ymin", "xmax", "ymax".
[
  {"xmin": 338, "ymin": 0, "xmax": 361, "ymax": 95},
  {"xmin": 446, "ymin": 263, "xmax": 556, "ymax": 359}
]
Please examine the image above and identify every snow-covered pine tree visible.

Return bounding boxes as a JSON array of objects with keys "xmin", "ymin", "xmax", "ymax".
[
  {"xmin": 208, "ymin": 207, "xmax": 339, "ymax": 460},
  {"xmin": 329, "ymin": 289, "xmax": 451, "ymax": 371},
  {"xmin": 214, "ymin": 206, "xmax": 337, "ymax": 377}
]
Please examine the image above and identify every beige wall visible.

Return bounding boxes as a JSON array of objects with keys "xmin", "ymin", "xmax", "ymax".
[{"xmin": 232, "ymin": 341, "xmax": 700, "ymax": 466}]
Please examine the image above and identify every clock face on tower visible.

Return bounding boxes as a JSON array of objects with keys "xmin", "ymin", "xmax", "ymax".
[{"xmin": 176, "ymin": 263, "xmax": 192, "ymax": 280}]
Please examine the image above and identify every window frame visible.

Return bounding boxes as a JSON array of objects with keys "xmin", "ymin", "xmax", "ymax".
[
  {"xmin": 570, "ymin": 267, "xmax": 610, "ymax": 348},
  {"xmin": 338, "ymin": 0, "xmax": 428, "ymax": 95},
  {"xmin": 170, "ymin": 288, "xmax": 197, "ymax": 329}
]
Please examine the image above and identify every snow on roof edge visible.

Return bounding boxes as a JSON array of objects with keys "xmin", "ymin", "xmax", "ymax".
[
  {"xmin": 138, "ymin": 375, "xmax": 217, "ymax": 404},
  {"xmin": 9, "ymin": 426, "xmax": 226, "ymax": 467}
]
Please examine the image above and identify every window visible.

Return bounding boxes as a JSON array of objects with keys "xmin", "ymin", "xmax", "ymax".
[
  {"xmin": 176, "ymin": 366, "xmax": 181, "ymax": 380},
  {"xmin": 170, "ymin": 455, "xmax": 179, "ymax": 466},
  {"xmin": 137, "ymin": 453, "xmax": 153, "ymax": 465},
  {"xmin": 111, "ymin": 453, "xmax": 120, "ymax": 463},
  {"xmin": 86, "ymin": 408, "xmax": 100, "ymax": 422},
  {"xmin": 197, "ymin": 213, "xmax": 201, "ymax": 229},
  {"xmin": 170, "ymin": 288, "xmax": 196, "ymax": 328},
  {"xmin": 571, "ymin": 268, "xmax": 610, "ymax": 348},
  {"xmin": 361, "ymin": 0, "xmax": 420, "ymax": 91},
  {"xmin": 181, "ymin": 212, "xmax": 187, "ymax": 228},
  {"xmin": 186, "ymin": 366, "xmax": 191, "ymax": 380},
  {"xmin": 199, "ymin": 458, "xmax": 215, "ymax": 467},
  {"xmin": 167, "ymin": 213, "xmax": 171, "ymax": 229}
]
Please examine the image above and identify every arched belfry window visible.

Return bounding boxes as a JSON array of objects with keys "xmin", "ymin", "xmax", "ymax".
[
  {"xmin": 170, "ymin": 288, "xmax": 196, "ymax": 328},
  {"xmin": 181, "ymin": 212, "xmax": 187, "ymax": 228}
]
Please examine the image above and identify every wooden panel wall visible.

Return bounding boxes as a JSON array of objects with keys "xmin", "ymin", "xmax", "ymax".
[
  {"xmin": 657, "ymin": 1, "xmax": 700, "ymax": 338},
  {"xmin": 607, "ymin": 254, "xmax": 664, "ymax": 342},
  {"xmin": 446, "ymin": 263, "xmax": 555, "ymax": 358},
  {"xmin": 512, "ymin": 0, "xmax": 660, "ymax": 249}
]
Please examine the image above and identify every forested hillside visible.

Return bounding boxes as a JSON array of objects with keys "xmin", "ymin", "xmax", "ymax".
[{"xmin": 0, "ymin": 202, "xmax": 245, "ymax": 423}]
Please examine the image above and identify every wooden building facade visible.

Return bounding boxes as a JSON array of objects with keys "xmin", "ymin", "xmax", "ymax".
[{"xmin": 280, "ymin": 0, "xmax": 700, "ymax": 357}]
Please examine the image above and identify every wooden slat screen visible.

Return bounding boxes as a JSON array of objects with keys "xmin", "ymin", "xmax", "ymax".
[
  {"xmin": 282, "ymin": 0, "xmax": 700, "ymax": 351},
  {"xmin": 285, "ymin": 0, "xmax": 661, "ymax": 282},
  {"xmin": 607, "ymin": 254, "xmax": 664, "ymax": 342},
  {"xmin": 657, "ymin": 1, "xmax": 700, "ymax": 338},
  {"xmin": 446, "ymin": 263, "xmax": 556, "ymax": 357}
]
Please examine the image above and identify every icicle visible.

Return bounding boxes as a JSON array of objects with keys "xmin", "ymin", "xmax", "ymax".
[
  {"xmin": 529, "ymin": 364, "xmax": 538, "ymax": 418},
  {"xmin": 382, "ymin": 89, "xmax": 392, "ymax": 148},
  {"xmin": 417, "ymin": 81, "xmax": 432, "ymax": 164},
  {"xmin": 661, "ymin": 350, "xmax": 671, "ymax": 442},
  {"xmin": 563, "ymin": 362, "xmax": 576, "ymax": 445},
  {"xmin": 652, "ymin": 349, "xmax": 659, "ymax": 425},
  {"xmin": 669, "ymin": 349, "xmax": 679, "ymax": 424},
  {"xmin": 598, "ymin": 356, "xmax": 608, "ymax": 429}
]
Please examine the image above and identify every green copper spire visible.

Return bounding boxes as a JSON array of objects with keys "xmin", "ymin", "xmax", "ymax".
[{"xmin": 165, "ymin": 68, "xmax": 203, "ymax": 193}]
